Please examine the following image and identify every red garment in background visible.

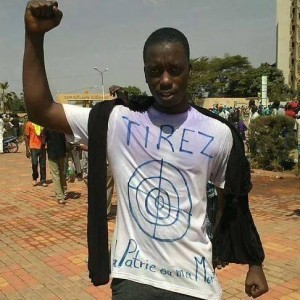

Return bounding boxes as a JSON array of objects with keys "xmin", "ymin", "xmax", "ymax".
[{"xmin": 285, "ymin": 110, "xmax": 296, "ymax": 118}]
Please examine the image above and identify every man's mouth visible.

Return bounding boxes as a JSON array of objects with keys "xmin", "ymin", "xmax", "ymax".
[{"xmin": 159, "ymin": 91, "xmax": 174, "ymax": 100}]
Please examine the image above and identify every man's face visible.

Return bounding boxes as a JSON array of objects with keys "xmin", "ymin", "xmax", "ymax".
[{"xmin": 144, "ymin": 42, "xmax": 191, "ymax": 114}]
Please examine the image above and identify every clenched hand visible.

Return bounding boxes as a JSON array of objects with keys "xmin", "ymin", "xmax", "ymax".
[{"xmin": 25, "ymin": 0, "xmax": 63, "ymax": 34}]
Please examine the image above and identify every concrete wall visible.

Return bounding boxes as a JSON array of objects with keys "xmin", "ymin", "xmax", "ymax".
[
  {"xmin": 56, "ymin": 93, "xmax": 113, "ymax": 105},
  {"xmin": 195, "ymin": 97, "xmax": 254, "ymax": 109},
  {"xmin": 276, "ymin": 0, "xmax": 291, "ymax": 86}
]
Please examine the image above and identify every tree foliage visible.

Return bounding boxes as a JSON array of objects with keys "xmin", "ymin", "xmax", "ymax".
[
  {"xmin": 188, "ymin": 55, "xmax": 293, "ymax": 102},
  {"xmin": 1, "ymin": 81, "xmax": 11, "ymax": 113},
  {"xmin": 0, "ymin": 82, "xmax": 26, "ymax": 113},
  {"xmin": 248, "ymin": 116, "xmax": 296, "ymax": 171},
  {"xmin": 11, "ymin": 93, "xmax": 26, "ymax": 113},
  {"xmin": 250, "ymin": 63, "xmax": 293, "ymax": 103},
  {"xmin": 124, "ymin": 86, "xmax": 142, "ymax": 97}
]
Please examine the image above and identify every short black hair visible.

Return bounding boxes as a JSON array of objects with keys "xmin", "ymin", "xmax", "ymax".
[{"xmin": 143, "ymin": 27, "xmax": 190, "ymax": 62}]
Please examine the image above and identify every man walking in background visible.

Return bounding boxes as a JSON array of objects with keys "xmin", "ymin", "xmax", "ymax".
[
  {"xmin": 24, "ymin": 121, "xmax": 47, "ymax": 187},
  {"xmin": 45, "ymin": 129, "xmax": 67, "ymax": 204}
]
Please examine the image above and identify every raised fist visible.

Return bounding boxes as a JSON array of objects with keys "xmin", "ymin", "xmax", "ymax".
[{"xmin": 25, "ymin": 1, "xmax": 63, "ymax": 34}]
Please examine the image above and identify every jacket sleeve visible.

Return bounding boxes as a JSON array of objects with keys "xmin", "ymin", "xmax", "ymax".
[
  {"xmin": 87, "ymin": 101, "xmax": 114, "ymax": 286},
  {"xmin": 212, "ymin": 132, "xmax": 265, "ymax": 265}
]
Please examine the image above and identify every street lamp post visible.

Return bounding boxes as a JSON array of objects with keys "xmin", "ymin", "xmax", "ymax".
[{"xmin": 93, "ymin": 67, "xmax": 109, "ymax": 100}]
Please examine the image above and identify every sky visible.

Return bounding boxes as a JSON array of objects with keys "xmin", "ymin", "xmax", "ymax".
[{"xmin": 0, "ymin": 0, "xmax": 276, "ymax": 96}]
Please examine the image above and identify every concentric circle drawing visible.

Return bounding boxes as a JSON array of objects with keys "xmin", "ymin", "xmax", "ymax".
[{"xmin": 127, "ymin": 159, "xmax": 192, "ymax": 242}]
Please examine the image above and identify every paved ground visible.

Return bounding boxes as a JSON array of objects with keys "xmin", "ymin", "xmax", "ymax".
[{"xmin": 0, "ymin": 144, "xmax": 299, "ymax": 300}]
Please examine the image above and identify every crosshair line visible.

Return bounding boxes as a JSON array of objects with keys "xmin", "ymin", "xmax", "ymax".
[{"xmin": 153, "ymin": 159, "xmax": 165, "ymax": 238}]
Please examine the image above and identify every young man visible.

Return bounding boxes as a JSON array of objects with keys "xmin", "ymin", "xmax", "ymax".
[
  {"xmin": 23, "ymin": 1, "xmax": 268, "ymax": 299},
  {"xmin": 45, "ymin": 129, "xmax": 67, "ymax": 204},
  {"xmin": 9, "ymin": 114, "xmax": 21, "ymax": 138},
  {"xmin": 24, "ymin": 121, "xmax": 47, "ymax": 187}
]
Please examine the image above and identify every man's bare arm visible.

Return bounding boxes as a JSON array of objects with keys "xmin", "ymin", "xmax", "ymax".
[{"xmin": 23, "ymin": 1, "xmax": 72, "ymax": 134}]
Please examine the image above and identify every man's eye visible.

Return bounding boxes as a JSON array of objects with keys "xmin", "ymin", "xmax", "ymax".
[
  {"xmin": 170, "ymin": 67, "xmax": 182, "ymax": 75},
  {"xmin": 148, "ymin": 68, "xmax": 161, "ymax": 77}
]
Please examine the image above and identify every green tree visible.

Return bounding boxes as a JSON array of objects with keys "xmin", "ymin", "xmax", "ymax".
[
  {"xmin": 10, "ymin": 92, "xmax": 26, "ymax": 113},
  {"xmin": 0, "ymin": 81, "xmax": 13, "ymax": 113},
  {"xmin": 188, "ymin": 54, "xmax": 252, "ymax": 98},
  {"xmin": 188, "ymin": 56, "xmax": 292, "ymax": 102},
  {"xmin": 245, "ymin": 63, "xmax": 293, "ymax": 103},
  {"xmin": 249, "ymin": 115, "xmax": 296, "ymax": 170},
  {"xmin": 0, "ymin": 82, "xmax": 26, "ymax": 113},
  {"xmin": 124, "ymin": 86, "xmax": 142, "ymax": 97}
]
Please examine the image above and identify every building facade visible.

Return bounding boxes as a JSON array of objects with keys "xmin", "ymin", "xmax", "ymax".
[
  {"xmin": 195, "ymin": 97, "xmax": 256, "ymax": 109},
  {"xmin": 276, "ymin": 0, "xmax": 300, "ymax": 92},
  {"xmin": 56, "ymin": 92, "xmax": 114, "ymax": 107}
]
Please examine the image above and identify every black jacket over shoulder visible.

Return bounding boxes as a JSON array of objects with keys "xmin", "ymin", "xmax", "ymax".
[{"xmin": 87, "ymin": 97, "xmax": 265, "ymax": 286}]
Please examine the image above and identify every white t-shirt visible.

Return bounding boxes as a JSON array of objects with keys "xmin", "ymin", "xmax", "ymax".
[
  {"xmin": 250, "ymin": 111, "xmax": 260, "ymax": 121},
  {"xmin": 64, "ymin": 104, "xmax": 233, "ymax": 299},
  {"xmin": 219, "ymin": 110, "xmax": 229, "ymax": 120}
]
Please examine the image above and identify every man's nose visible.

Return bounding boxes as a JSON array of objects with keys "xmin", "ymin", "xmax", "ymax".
[{"xmin": 160, "ymin": 71, "xmax": 172, "ymax": 88}]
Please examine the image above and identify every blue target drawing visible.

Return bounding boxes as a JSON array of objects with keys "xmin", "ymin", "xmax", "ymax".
[{"xmin": 127, "ymin": 159, "xmax": 192, "ymax": 242}]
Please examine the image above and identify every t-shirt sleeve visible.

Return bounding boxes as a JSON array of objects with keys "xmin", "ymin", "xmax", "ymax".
[
  {"xmin": 63, "ymin": 104, "xmax": 91, "ymax": 145},
  {"xmin": 210, "ymin": 126, "xmax": 233, "ymax": 189}
]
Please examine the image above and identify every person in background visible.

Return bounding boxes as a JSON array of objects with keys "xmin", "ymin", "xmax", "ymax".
[
  {"xmin": 250, "ymin": 106, "xmax": 260, "ymax": 122},
  {"xmin": 24, "ymin": 121, "xmax": 47, "ymax": 187},
  {"xmin": 285, "ymin": 104, "xmax": 296, "ymax": 119},
  {"xmin": 228, "ymin": 107, "xmax": 240, "ymax": 126},
  {"xmin": 218, "ymin": 106, "xmax": 229, "ymax": 120},
  {"xmin": 238, "ymin": 118, "xmax": 247, "ymax": 141},
  {"xmin": 247, "ymin": 99, "xmax": 256, "ymax": 125},
  {"xmin": 0, "ymin": 114, "xmax": 5, "ymax": 154},
  {"xmin": 79, "ymin": 143, "xmax": 88, "ymax": 180},
  {"xmin": 45, "ymin": 129, "xmax": 67, "ymax": 204},
  {"xmin": 77, "ymin": 143, "xmax": 115, "ymax": 216},
  {"xmin": 277, "ymin": 104, "xmax": 285, "ymax": 116},
  {"xmin": 65, "ymin": 137, "xmax": 83, "ymax": 182},
  {"xmin": 9, "ymin": 114, "xmax": 21, "ymax": 138}
]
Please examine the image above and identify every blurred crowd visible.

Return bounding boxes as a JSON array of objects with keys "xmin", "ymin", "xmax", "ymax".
[
  {"xmin": 207, "ymin": 100, "xmax": 300, "ymax": 143},
  {"xmin": 208, "ymin": 99, "xmax": 299, "ymax": 121}
]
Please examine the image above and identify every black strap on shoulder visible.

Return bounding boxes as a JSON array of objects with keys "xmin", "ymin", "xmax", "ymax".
[{"xmin": 87, "ymin": 99, "xmax": 121, "ymax": 285}]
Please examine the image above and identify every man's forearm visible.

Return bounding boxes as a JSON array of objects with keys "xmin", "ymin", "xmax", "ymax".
[
  {"xmin": 24, "ymin": 136, "xmax": 30, "ymax": 152},
  {"xmin": 23, "ymin": 33, "xmax": 53, "ymax": 124}
]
